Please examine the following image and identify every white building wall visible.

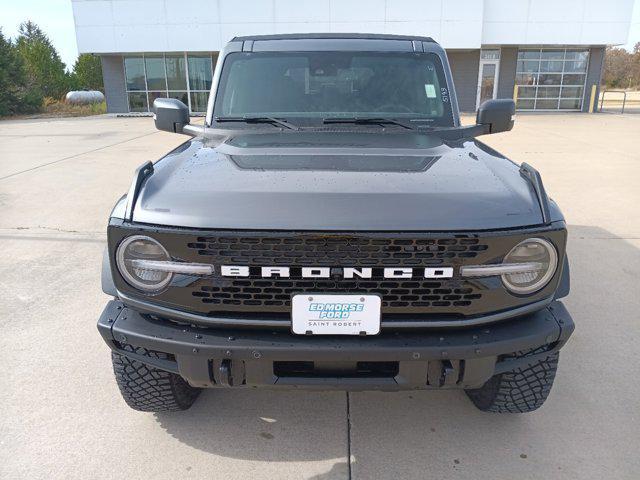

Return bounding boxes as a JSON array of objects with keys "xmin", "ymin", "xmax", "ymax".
[
  {"xmin": 482, "ymin": 0, "xmax": 635, "ymax": 45},
  {"xmin": 72, "ymin": 0, "xmax": 634, "ymax": 54}
]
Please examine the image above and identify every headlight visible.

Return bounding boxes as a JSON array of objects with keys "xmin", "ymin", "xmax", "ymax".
[
  {"xmin": 501, "ymin": 238, "xmax": 558, "ymax": 294},
  {"xmin": 116, "ymin": 235, "xmax": 172, "ymax": 292}
]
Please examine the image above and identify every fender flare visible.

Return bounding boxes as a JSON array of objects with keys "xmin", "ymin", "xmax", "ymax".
[
  {"xmin": 554, "ymin": 255, "xmax": 570, "ymax": 300},
  {"xmin": 101, "ymin": 248, "xmax": 117, "ymax": 297}
]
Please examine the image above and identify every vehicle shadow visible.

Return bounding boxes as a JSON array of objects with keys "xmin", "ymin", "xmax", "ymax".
[
  {"xmin": 155, "ymin": 388, "xmax": 349, "ymax": 463},
  {"xmin": 154, "ymin": 386, "xmax": 497, "ymax": 465},
  {"xmin": 155, "ymin": 224, "xmax": 640, "ymax": 479}
]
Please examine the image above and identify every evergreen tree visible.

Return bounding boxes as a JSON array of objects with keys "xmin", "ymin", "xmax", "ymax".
[
  {"xmin": 0, "ymin": 28, "xmax": 41, "ymax": 115},
  {"xmin": 15, "ymin": 20, "xmax": 70, "ymax": 99},
  {"xmin": 71, "ymin": 54, "xmax": 104, "ymax": 91}
]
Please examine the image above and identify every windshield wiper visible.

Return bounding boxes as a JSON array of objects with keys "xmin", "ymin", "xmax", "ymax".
[
  {"xmin": 214, "ymin": 116, "xmax": 299, "ymax": 130},
  {"xmin": 322, "ymin": 117, "xmax": 414, "ymax": 130}
]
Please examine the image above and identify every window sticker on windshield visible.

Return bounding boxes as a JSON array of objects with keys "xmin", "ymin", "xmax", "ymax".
[{"xmin": 424, "ymin": 84, "xmax": 437, "ymax": 98}]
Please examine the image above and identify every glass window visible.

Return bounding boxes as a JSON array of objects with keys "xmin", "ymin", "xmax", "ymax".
[
  {"xmin": 515, "ymin": 48, "xmax": 588, "ymax": 110},
  {"xmin": 517, "ymin": 60, "xmax": 539, "ymax": 73},
  {"xmin": 536, "ymin": 87, "xmax": 561, "ymax": 98},
  {"xmin": 565, "ymin": 50, "xmax": 588, "ymax": 61},
  {"xmin": 166, "ymin": 55, "xmax": 187, "ymax": 90},
  {"xmin": 168, "ymin": 91, "xmax": 189, "ymax": 104},
  {"xmin": 124, "ymin": 56, "xmax": 146, "ymax": 91},
  {"xmin": 564, "ymin": 60, "xmax": 588, "ymax": 73},
  {"xmin": 481, "ymin": 49, "xmax": 500, "ymax": 60},
  {"xmin": 561, "ymin": 86, "xmax": 583, "ymax": 98},
  {"xmin": 124, "ymin": 53, "xmax": 212, "ymax": 114},
  {"xmin": 190, "ymin": 92, "xmax": 209, "ymax": 112},
  {"xmin": 145, "ymin": 55, "xmax": 166, "ymax": 90},
  {"xmin": 517, "ymin": 86, "xmax": 537, "ymax": 98},
  {"xmin": 128, "ymin": 92, "xmax": 148, "ymax": 112},
  {"xmin": 538, "ymin": 74, "xmax": 562, "ymax": 85},
  {"xmin": 541, "ymin": 50, "xmax": 565, "ymax": 60},
  {"xmin": 518, "ymin": 50, "xmax": 540, "ymax": 60},
  {"xmin": 515, "ymin": 73, "xmax": 537, "ymax": 86},
  {"xmin": 535, "ymin": 99, "xmax": 559, "ymax": 109},
  {"xmin": 563, "ymin": 74, "xmax": 586, "ymax": 85},
  {"xmin": 479, "ymin": 63, "xmax": 497, "ymax": 105},
  {"xmin": 516, "ymin": 98, "xmax": 535, "ymax": 109},
  {"xmin": 213, "ymin": 51, "xmax": 454, "ymax": 125},
  {"xmin": 539, "ymin": 60, "xmax": 564, "ymax": 73},
  {"xmin": 188, "ymin": 55, "xmax": 213, "ymax": 91},
  {"xmin": 123, "ymin": 52, "xmax": 218, "ymax": 114},
  {"xmin": 560, "ymin": 98, "xmax": 581, "ymax": 109},
  {"xmin": 147, "ymin": 91, "xmax": 167, "ymax": 110}
]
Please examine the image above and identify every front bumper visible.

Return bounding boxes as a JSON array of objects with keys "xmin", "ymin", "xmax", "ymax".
[{"xmin": 98, "ymin": 300, "xmax": 574, "ymax": 391}]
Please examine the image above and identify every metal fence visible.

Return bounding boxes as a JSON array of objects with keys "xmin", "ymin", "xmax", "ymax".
[{"xmin": 599, "ymin": 90, "xmax": 640, "ymax": 113}]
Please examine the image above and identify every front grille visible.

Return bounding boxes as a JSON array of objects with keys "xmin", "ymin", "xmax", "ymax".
[
  {"xmin": 193, "ymin": 279, "xmax": 481, "ymax": 310},
  {"xmin": 109, "ymin": 226, "xmax": 566, "ymax": 325},
  {"xmin": 180, "ymin": 233, "xmax": 489, "ymax": 318}
]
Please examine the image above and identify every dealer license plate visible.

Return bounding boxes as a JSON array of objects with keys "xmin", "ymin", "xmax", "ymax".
[{"xmin": 291, "ymin": 294, "xmax": 381, "ymax": 335}]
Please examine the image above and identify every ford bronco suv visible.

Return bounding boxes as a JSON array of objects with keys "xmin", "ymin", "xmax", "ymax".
[{"xmin": 98, "ymin": 34, "xmax": 574, "ymax": 413}]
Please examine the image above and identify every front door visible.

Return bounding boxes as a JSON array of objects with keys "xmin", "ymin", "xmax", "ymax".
[{"xmin": 476, "ymin": 50, "xmax": 500, "ymax": 109}]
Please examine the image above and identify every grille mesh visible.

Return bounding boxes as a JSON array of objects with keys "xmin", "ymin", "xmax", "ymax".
[
  {"xmin": 194, "ymin": 279, "xmax": 482, "ymax": 309},
  {"xmin": 184, "ymin": 234, "xmax": 489, "ymax": 317},
  {"xmin": 187, "ymin": 235, "xmax": 488, "ymax": 266}
]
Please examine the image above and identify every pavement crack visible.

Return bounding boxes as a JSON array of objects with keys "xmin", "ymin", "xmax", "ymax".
[
  {"xmin": 346, "ymin": 392, "xmax": 352, "ymax": 480},
  {"xmin": 4, "ymin": 226, "xmax": 104, "ymax": 235},
  {"xmin": 575, "ymin": 236, "xmax": 640, "ymax": 240},
  {"xmin": 0, "ymin": 130, "xmax": 159, "ymax": 181},
  {"xmin": 0, "ymin": 226, "xmax": 106, "ymax": 243}
]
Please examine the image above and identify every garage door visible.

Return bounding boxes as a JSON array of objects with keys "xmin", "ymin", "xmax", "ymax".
[{"xmin": 515, "ymin": 48, "xmax": 589, "ymax": 111}]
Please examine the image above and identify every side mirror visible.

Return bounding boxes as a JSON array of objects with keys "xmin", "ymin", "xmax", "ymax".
[
  {"xmin": 476, "ymin": 99, "xmax": 515, "ymax": 134},
  {"xmin": 153, "ymin": 98, "xmax": 190, "ymax": 134}
]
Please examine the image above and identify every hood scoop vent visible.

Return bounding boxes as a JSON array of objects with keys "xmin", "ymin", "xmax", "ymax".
[{"xmin": 230, "ymin": 154, "xmax": 440, "ymax": 172}]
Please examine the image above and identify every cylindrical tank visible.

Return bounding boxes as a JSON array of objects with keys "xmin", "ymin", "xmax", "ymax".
[{"xmin": 65, "ymin": 90, "xmax": 105, "ymax": 105}]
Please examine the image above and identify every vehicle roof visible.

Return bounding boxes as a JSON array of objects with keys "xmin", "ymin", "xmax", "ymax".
[{"xmin": 231, "ymin": 33, "xmax": 436, "ymax": 43}]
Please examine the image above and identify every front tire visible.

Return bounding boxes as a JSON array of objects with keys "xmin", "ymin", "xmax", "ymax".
[
  {"xmin": 465, "ymin": 349, "xmax": 559, "ymax": 413},
  {"xmin": 111, "ymin": 346, "xmax": 201, "ymax": 412}
]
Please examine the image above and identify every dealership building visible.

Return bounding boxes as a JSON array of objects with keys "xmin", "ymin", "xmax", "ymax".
[{"xmin": 71, "ymin": 0, "xmax": 634, "ymax": 114}]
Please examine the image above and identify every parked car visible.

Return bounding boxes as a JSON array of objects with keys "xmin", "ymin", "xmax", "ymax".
[{"xmin": 98, "ymin": 34, "xmax": 573, "ymax": 413}]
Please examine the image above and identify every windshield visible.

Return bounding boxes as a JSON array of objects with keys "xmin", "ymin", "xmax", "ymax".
[{"xmin": 213, "ymin": 51, "xmax": 454, "ymax": 126}]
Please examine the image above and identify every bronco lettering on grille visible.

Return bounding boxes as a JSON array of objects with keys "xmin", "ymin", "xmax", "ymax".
[{"xmin": 219, "ymin": 266, "xmax": 454, "ymax": 279}]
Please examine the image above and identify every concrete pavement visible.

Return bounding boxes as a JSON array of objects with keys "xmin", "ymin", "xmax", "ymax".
[{"xmin": 1, "ymin": 113, "xmax": 639, "ymax": 479}]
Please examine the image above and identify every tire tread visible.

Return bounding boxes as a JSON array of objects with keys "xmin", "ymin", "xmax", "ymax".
[
  {"xmin": 465, "ymin": 348, "xmax": 559, "ymax": 413},
  {"xmin": 111, "ymin": 345, "xmax": 201, "ymax": 412}
]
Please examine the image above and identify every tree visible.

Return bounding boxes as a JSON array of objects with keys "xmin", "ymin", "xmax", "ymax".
[
  {"xmin": 0, "ymin": 29, "xmax": 42, "ymax": 115},
  {"xmin": 71, "ymin": 53, "xmax": 104, "ymax": 91},
  {"xmin": 632, "ymin": 43, "xmax": 640, "ymax": 88},
  {"xmin": 15, "ymin": 20, "xmax": 70, "ymax": 99},
  {"xmin": 603, "ymin": 45, "xmax": 640, "ymax": 89}
]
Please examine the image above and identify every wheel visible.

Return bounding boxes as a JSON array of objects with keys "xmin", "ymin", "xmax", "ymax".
[
  {"xmin": 465, "ymin": 348, "xmax": 559, "ymax": 413},
  {"xmin": 111, "ymin": 346, "xmax": 201, "ymax": 412}
]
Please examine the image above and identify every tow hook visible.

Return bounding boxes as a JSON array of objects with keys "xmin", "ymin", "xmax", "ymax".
[
  {"xmin": 219, "ymin": 359, "xmax": 233, "ymax": 386},
  {"xmin": 441, "ymin": 360, "xmax": 460, "ymax": 387}
]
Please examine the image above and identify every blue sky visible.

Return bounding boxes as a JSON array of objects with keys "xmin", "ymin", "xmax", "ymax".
[
  {"xmin": 1, "ymin": 0, "xmax": 639, "ymax": 70},
  {"xmin": 2, "ymin": 1, "xmax": 77, "ymax": 68}
]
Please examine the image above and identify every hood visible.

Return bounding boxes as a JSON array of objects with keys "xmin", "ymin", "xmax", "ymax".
[{"xmin": 131, "ymin": 131, "xmax": 545, "ymax": 231}]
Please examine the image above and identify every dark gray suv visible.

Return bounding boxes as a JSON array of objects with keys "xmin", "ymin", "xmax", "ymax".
[{"xmin": 99, "ymin": 34, "xmax": 574, "ymax": 414}]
